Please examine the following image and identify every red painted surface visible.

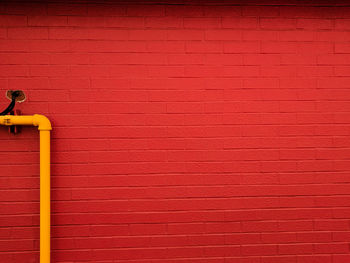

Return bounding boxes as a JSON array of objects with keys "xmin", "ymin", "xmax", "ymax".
[{"xmin": 1, "ymin": 1, "xmax": 350, "ymax": 262}]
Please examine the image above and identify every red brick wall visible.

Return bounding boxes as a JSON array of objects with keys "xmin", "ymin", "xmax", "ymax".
[{"xmin": 1, "ymin": 1, "xmax": 350, "ymax": 262}]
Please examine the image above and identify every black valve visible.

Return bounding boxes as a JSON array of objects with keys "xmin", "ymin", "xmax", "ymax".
[{"xmin": 0, "ymin": 90, "xmax": 26, "ymax": 116}]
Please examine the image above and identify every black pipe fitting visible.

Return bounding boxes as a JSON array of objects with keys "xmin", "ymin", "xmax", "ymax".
[{"xmin": 0, "ymin": 90, "xmax": 26, "ymax": 116}]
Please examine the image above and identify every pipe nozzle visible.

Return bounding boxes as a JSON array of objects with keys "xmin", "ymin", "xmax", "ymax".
[{"xmin": 6, "ymin": 90, "xmax": 26, "ymax": 103}]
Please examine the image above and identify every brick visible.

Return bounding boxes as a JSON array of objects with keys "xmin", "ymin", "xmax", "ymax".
[
  {"xmin": 184, "ymin": 18, "xmax": 221, "ymax": 29},
  {"xmin": 204, "ymin": 6, "xmax": 241, "ymax": 17},
  {"xmin": 223, "ymin": 65, "xmax": 260, "ymax": 77},
  {"xmin": 279, "ymin": 244, "xmax": 313, "ymax": 255},
  {"xmin": 29, "ymin": 65, "xmax": 69, "ymax": 77},
  {"xmin": 318, "ymin": 77, "xmax": 350, "ymax": 88},
  {"xmin": 316, "ymin": 149, "xmax": 350, "ymax": 160},
  {"xmin": 261, "ymin": 66, "xmax": 297, "ymax": 77},
  {"xmin": 335, "ymin": 19, "xmax": 350, "ymax": 30},
  {"xmin": 314, "ymin": 219, "xmax": 350, "ymax": 230},
  {"xmin": 278, "ymin": 220, "xmax": 313, "ymax": 231},
  {"xmin": 296, "ymin": 113, "xmax": 333, "ymax": 124},
  {"xmin": 0, "ymin": 53, "xmax": 49, "ymax": 65},
  {"xmin": 223, "ymin": 89, "xmax": 261, "ymax": 101},
  {"xmin": 316, "ymin": 101, "xmax": 350, "ymax": 112},
  {"xmin": 130, "ymin": 29, "xmax": 167, "ymax": 41},
  {"xmin": 297, "ymin": 160, "xmax": 334, "ymax": 172},
  {"xmin": 149, "ymin": 65, "xmax": 184, "ymax": 77},
  {"xmin": 205, "ymin": 54, "xmax": 243, "ymax": 65},
  {"xmin": 0, "ymin": 15, "xmax": 27, "ymax": 26},
  {"xmin": 244, "ymin": 54, "xmax": 280, "ymax": 65},
  {"xmin": 314, "ymin": 243, "xmax": 349, "ymax": 254},
  {"xmin": 0, "ymin": 240, "xmax": 34, "ymax": 251},
  {"xmin": 318, "ymin": 54, "xmax": 350, "ymax": 65},
  {"xmin": 206, "ymin": 30, "xmax": 242, "ymax": 41},
  {"xmin": 224, "ymin": 41, "xmax": 260, "ymax": 53},
  {"xmin": 281, "ymin": 54, "xmax": 317, "ymax": 65},
  {"xmin": 297, "ymin": 18, "xmax": 333, "ymax": 30},
  {"xmin": 242, "ymin": 6, "xmax": 279, "ymax": 17},
  {"xmin": 332, "ymin": 231, "xmax": 350, "ymax": 242},
  {"xmin": 296, "ymin": 232, "xmax": 332, "ymax": 243},
  {"xmin": 317, "ymin": 31, "xmax": 350, "ymax": 41},
  {"xmin": 130, "ymin": 223, "xmax": 167, "ymax": 235},
  {"xmin": 50, "ymin": 53, "xmax": 89, "ymax": 65},
  {"xmin": 73, "ymin": 40, "xmax": 147, "ymax": 53},
  {"xmin": 205, "ymin": 222, "xmax": 241, "ymax": 233},
  {"xmin": 48, "ymin": 3, "xmax": 87, "ymax": 15},
  {"xmin": 222, "ymin": 17, "xmax": 258, "ymax": 29},
  {"xmin": 50, "ymin": 28, "xmax": 129, "ymax": 40},
  {"xmin": 297, "ymin": 42, "xmax": 333, "ymax": 54},
  {"xmin": 145, "ymin": 16, "xmax": 182, "ymax": 28},
  {"xmin": 297, "ymin": 255, "xmax": 332, "ymax": 263},
  {"xmin": 69, "ymin": 16, "xmax": 144, "ymax": 28},
  {"xmin": 279, "ymin": 31, "xmax": 317, "ymax": 41},
  {"xmin": 50, "ymin": 78, "xmax": 90, "ymax": 89},
  {"xmin": 168, "ymin": 223, "xmax": 205, "ymax": 234},
  {"xmin": 0, "ymin": 65, "xmax": 28, "ymax": 76},
  {"xmin": 242, "ymin": 221, "xmax": 278, "ymax": 232},
  {"xmin": 147, "ymin": 40, "xmax": 185, "ymax": 53},
  {"xmin": 280, "ymin": 149, "xmax": 316, "ymax": 160},
  {"xmin": 128, "ymin": 5, "xmax": 165, "ymax": 16},
  {"xmin": 261, "ymin": 232, "xmax": 297, "ymax": 243},
  {"xmin": 261, "ymin": 42, "xmax": 297, "ymax": 53},
  {"xmin": 244, "ymin": 78, "xmax": 279, "ymax": 89},
  {"xmin": 8, "ymin": 27, "xmax": 48, "ymax": 39},
  {"xmin": 87, "ymin": 4, "xmax": 126, "ymax": 16},
  {"xmin": 243, "ymin": 30, "xmax": 278, "ymax": 41},
  {"xmin": 5, "ymin": 2, "xmax": 46, "ymax": 15},
  {"xmin": 262, "ymin": 256, "xmax": 297, "ymax": 263},
  {"xmin": 335, "ymin": 43, "xmax": 350, "ymax": 53},
  {"xmin": 260, "ymin": 18, "xmax": 296, "ymax": 30},
  {"xmin": 28, "ymin": 15, "xmax": 68, "ymax": 26},
  {"xmin": 205, "ymin": 245, "xmax": 240, "ymax": 257},
  {"xmin": 187, "ymin": 41, "xmax": 223, "ymax": 53},
  {"xmin": 168, "ymin": 30, "xmax": 204, "ymax": 40},
  {"xmin": 242, "ymin": 245, "xmax": 277, "ymax": 256},
  {"xmin": 297, "ymin": 66, "xmax": 333, "ymax": 77},
  {"xmin": 90, "ymin": 53, "xmax": 166, "ymax": 65},
  {"xmin": 335, "ymin": 66, "xmax": 350, "ymax": 76},
  {"xmin": 315, "ymin": 125, "xmax": 350, "ymax": 136},
  {"xmin": 279, "ymin": 6, "xmax": 336, "ymax": 18}
]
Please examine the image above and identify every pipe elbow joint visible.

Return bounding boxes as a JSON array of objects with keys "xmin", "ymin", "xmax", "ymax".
[{"xmin": 33, "ymin": 114, "xmax": 52, "ymax": 131}]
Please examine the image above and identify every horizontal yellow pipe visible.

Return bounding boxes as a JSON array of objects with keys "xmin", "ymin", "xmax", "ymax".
[
  {"xmin": 0, "ymin": 114, "xmax": 51, "ymax": 263},
  {"xmin": 0, "ymin": 114, "xmax": 51, "ymax": 131}
]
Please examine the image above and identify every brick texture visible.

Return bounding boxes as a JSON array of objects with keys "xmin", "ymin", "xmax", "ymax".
[{"xmin": 1, "ymin": 0, "xmax": 350, "ymax": 262}]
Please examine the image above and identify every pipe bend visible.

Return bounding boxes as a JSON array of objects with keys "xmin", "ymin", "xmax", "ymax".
[{"xmin": 33, "ymin": 114, "xmax": 52, "ymax": 131}]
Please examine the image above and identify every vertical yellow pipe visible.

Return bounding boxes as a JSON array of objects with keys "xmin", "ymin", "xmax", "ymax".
[
  {"xmin": 0, "ymin": 115, "xmax": 51, "ymax": 262},
  {"xmin": 40, "ymin": 130, "xmax": 50, "ymax": 263}
]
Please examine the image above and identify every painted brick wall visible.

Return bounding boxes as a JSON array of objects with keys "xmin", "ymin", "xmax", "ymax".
[{"xmin": 1, "ymin": 1, "xmax": 350, "ymax": 262}]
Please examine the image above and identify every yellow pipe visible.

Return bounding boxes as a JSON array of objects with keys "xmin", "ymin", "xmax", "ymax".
[
  {"xmin": 0, "ymin": 114, "xmax": 51, "ymax": 263},
  {"xmin": 40, "ymin": 130, "xmax": 50, "ymax": 263}
]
